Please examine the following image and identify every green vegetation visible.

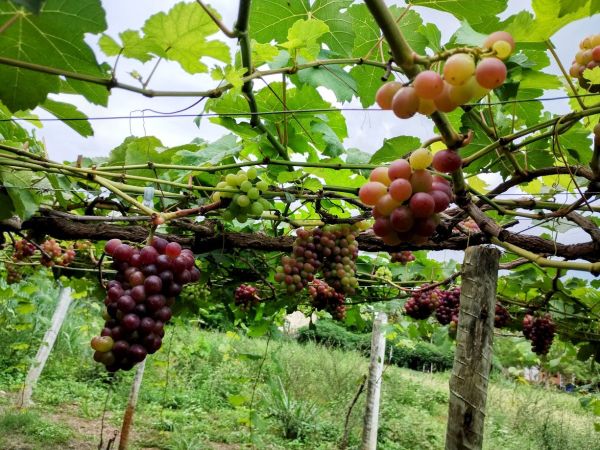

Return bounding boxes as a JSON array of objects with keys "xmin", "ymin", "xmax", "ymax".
[{"xmin": 0, "ymin": 319, "xmax": 598, "ymax": 450}]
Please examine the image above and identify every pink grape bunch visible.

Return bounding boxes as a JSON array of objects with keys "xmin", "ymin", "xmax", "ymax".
[
  {"xmin": 91, "ymin": 237, "xmax": 200, "ymax": 372},
  {"xmin": 404, "ymin": 286, "xmax": 441, "ymax": 320},
  {"xmin": 390, "ymin": 250, "xmax": 415, "ymax": 264},
  {"xmin": 13, "ymin": 239, "xmax": 36, "ymax": 260},
  {"xmin": 435, "ymin": 287, "xmax": 461, "ymax": 325},
  {"xmin": 376, "ymin": 31, "xmax": 514, "ymax": 117},
  {"xmin": 274, "ymin": 224, "xmax": 360, "ymax": 296},
  {"xmin": 359, "ymin": 149, "xmax": 455, "ymax": 245},
  {"xmin": 308, "ymin": 279, "xmax": 346, "ymax": 320},
  {"xmin": 494, "ymin": 303, "xmax": 511, "ymax": 328},
  {"xmin": 40, "ymin": 239, "xmax": 76, "ymax": 268},
  {"xmin": 212, "ymin": 167, "xmax": 272, "ymax": 223},
  {"xmin": 234, "ymin": 284, "xmax": 260, "ymax": 310},
  {"xmin": 522, "ymin": 313, "xmax": 556, "ymax": 355},
  {"xmin": 569, "ymin": 34, "xmax": 600, "ymax": 93}
]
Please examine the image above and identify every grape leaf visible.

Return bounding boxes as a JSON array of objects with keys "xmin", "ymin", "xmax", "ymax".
[
  {"xmin": 173, "ymin": 134, "xmax": 242, "ymax": 166},
  {"xmin": 40, "ymin": 98, "xmax": 93, "ymax": 137},
  {"xmin": 11, "ymin": 0, "xmax": 45, "ymax": 13},
  {"xmin": 281, "ymin": 18, "xmax": 329, "ymax": 60},
  {"xmin": 99, "ymin": 30, "xmax": 162, "ymax": 63},
  {"xmin": 370, "ymin": 136, "xmax": 421, "ymax": 164},
  {"xmin": 140, "ymin": 2, "xmax": 230, "ymax": 74},
  {"xmin": 250, "ymin": 0, "xmax": 355, "ymax": 57},
  {"xmin": 295, "ymin": 53, "xmax": 357, "ymax": 102},
  {"xmin": 409, "ymin": 0, "xmax": 507, "ymax": 31},
  {"xmin": 558, "ymin": 0, "xmax": 586, "ymax": 17},
  {"xmin": 0, "ymin": 0, "xmax": 108, "ymax": 111},
  {"xmin": 505, "ymin": 0, "xmax": 600, "ymax": 42},
  {"xmin": 0, "ymin": 170, "xmax": 40, "ymax": 219}
]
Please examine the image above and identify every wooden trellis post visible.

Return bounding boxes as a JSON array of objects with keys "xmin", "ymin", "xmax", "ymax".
[
  {"xmin": 445, "ymin": 246, "xmax": 500, "ymax": 450},
  {"xmin": 361, "ymin": 311, "xmax": 387, "ymax": 450},
  {"xmin": 118, "ymin": 359, "xmax": 146, "ymax": 450},
  {"xmin": 20, "ymin": 286, "xmax": 72, "ymax": 407}
]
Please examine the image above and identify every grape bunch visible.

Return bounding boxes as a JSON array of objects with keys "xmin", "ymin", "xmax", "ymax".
[
  {"xmin": 376, "ymin": 31, "xmax": 514, "ymax": 117},
  {"xmin": 390, "ymin": 250, "xmax": 415, "ymax": 264},
  {"xmin": 13, "ymin": 239, "xmax": 36, "ymax": 260},
  {"xmin": 90, "ymin": 237, "xmax": 200, "ymax": 372},
  {"xmin": 6, "ymin": 263, "xmax": 22, "ymax": 284},
  {"xmin": 435, "ymin": 287, "xmax": 461, "ymax": 325},
  {"xmin": 359, "ymin": 149, "xmax": 454, "ymax": 244},
  {"xmin": 274, "ymin": 224, "xmax": 360, "ymax": 295},
  {"xmin": 522, "ymin": 313, "xmax": 555, "ymax": 355},
  {"xmin": 234, "ymin": 284, "xmax": 260, "ymax": 310},
  {"xmin": 40, "ymin": 239, "xmax": 76, "ymax": 267},
  {"xmin": 212, "ymin": 168, "xmax": 272, "ymax": 223},
  {"xmin": 404, "ymin": 286, "xmax": 440, "ymax": 320},
  {"xmin": 308, "ymin": 279, "xmax": 346, "ymax": 320},
  {"xmin": 494, "ymin": 303, "xmax": 510, "ymax": 328},
  {"xmin": 569, "ymin": 34, "xmax": 600, "ymax": 93}
]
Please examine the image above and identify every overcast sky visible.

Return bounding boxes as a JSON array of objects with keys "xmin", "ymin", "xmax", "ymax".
[{"xmin": 31, "ymin": 0, "xmax": 599, "ymax": 163}]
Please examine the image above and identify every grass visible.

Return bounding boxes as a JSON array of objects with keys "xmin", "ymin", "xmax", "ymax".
[{"xmin": 0, "ymin": 323, "xmax": 598, "ymax": 449}]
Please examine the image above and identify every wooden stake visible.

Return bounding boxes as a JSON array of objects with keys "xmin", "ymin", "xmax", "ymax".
[
  {"xmin": 445, "ymin": 246, "xmax": 500, "ymax": 450},
  {"xmin": 361, "ymin": 312, "xmax": 387, "ymax": 450},
  {"xmin": 118, "ymin": 360, "xmax": 146, "ymax": 450},
  {"xmin": 20, "ymin": 286, "xmax": 72, "ymax": 407}
]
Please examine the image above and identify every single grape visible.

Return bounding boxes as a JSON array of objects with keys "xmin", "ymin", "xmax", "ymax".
[
  {"xmin": 113, "ymin": 244, "xmax": 134, "ymax": 262},
  {"xmin": 240, "ymin": 180, "xmax": 253, "ymax": 192},
  {"xmin": 139, "ymin": 246, "xmax": 159, "ymax": 265},
  {"xmin": 390, "ymin": 206, "xmax": 414, "ymax": 232},
  {"xmin": 409, "ymin": 192, "xmax": 435, "ymax": 218},
  {"xmin": 443, "ymin": 53, "xmax": 475, "ymax": 86},
  {"xmin": 430, "ymin": 190, "xmax": 450, "ymax": 213},
  {"xmin": 432, "ymin": 149, "xmax": 462, "ymax": 173},
  {"xmin": 358, "ymin": 181, "xmax": 388, "ymax": 206},
  {"xmin": 412, "ymin": 70, "xmax": 444, "ymax": 99},
  {"xmin": 475, "ymin": 58, "xmax": 507, "ymax": 89},
  {"xmin": 165, "ymin": 242, "xmax": 182, "ymax": 259},
  {"xmin": 373, "ymin": 217, "xmax": 394, "ymax": 237},
  {"xmin": 388, "ymin": 159, "xmax": 412, "ymax": 180},
  {"xmin": 492, "ymin": 40, "xmax": 512, "ymax": 60},
  {"xmin": 237, "ymin": 195, "xmax": 251, "ymax": 208},
  {"xmin": 246, "ymin": 167, "xmax": 258, "ymax": 180},
  {"xmin": 104, "ymin": 239, "xmax": 122, "ymax": 256},
  {"xmin": 483, "ymin": 31, "xmax": 515, "ymax": 52},
  {"xmin": 409, "ymin": 148, "xmax": 433, "ymax": 170},
  {"xmin": 122, "ymin": 313, "xmax": 140, "ymax": 331},
  {"xmin": 391, "ymin": 87, "xmax": 419, "ymax": 119},
  {"xmin": 434, "ymin": 83, "xmax": 458, "ymax": 113},
  {"xmin": 413, "ymin": 216, "xmax": 439, "ymax": 237},
  {"xmin": 388, "ymin": 178, "xmax": 412, "ymax": 202},
  {"xmin": 91, "ymin": 336, "xmax": 114, "ymax": 352},
  {"xmin": 448, "ymin": 77, "xmax": 476, "ymax": 105},
  {"xmin": 256, "ymin": 180, "xmax": 269, "ymax": 192},
  {"xmin": 247, "ymin": 187, "xmax": 260, "ymax": 200},
  {"xmin": 417, "ymin": 98, "xmax": 437, "ymax": 115},
  {"xmin": 225, "ymin": 173, "xmax": 238, "ymax": 186},
  {"xmin": 375, "ymin": 81, "xmax": 403, "ymax": 110},
  {"xmin": 410, "ymin": 170, "xmax": 433, "ymax": 193},
  {"xmin": 370, "ymin": 166, "xmax": 391, "ymax": 186},
  {"xmin": 375, "ymin": 194, "xmax": 401, "ymax": 216}
]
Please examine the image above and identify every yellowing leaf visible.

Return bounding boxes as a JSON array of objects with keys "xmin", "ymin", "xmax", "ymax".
[
  {"xmin": 281, "ymin": 18, "xmax": 329, "ymax": 60},
  {"xmin": 467, "ymin": 176, "xmax": 489, "ymax": 193}
]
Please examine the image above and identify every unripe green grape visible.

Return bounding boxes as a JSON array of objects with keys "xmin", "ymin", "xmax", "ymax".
[
  {"xmin": 225, "ymin": 173, "xmax": 238, "ymax": 186},
  {"xmin": 247, "ymin": 167, "xmax": 258, "ymax": 180},
  {"xmin": 247, "ymin": 187, "xmax": 260, "ymax": 200},
  {"xmin": 236, "ymin": 173, "xmax": 247, "ymax": 185},
  {"xmin": 221, "ymin": 210, "xmax": 234, "ymax": 221},
  {"xmin": 250, "ymin": 201, "xmax": 264, "ymax": 216},
  {"xmin": 409, "ymin": 148, "xmax": 433, "ymax": 170},
  {"xmin": 212, "ymin": 191, "xmax": 221, "ymax": 202},
  {"xmin": 237, "ymin": 214, "xmax": 248, "ymax": 223},
  {"xmin": 258, "ymin": 198, "xmax": 272, "ymax": 209},
  {"xmin": 492, "ymin": 40, "xmax": 512, "ymax": 60},
  {"xmin": 256, "ymin": 180, "xmax": 268, "ymax": 192},
  {"xmin": 239, "ymin": 180, "xmax": 252, "ymax": 192},
  {"xmin": 237, "ymin": 195, "xmax": 251, "ymax": 208}
]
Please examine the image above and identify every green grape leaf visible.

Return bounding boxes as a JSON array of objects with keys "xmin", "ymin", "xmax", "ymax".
[
  {"xmin": 281, "ymin": 18, "xmax": 330, "ymax": 60},
  {"xmin": 506, "ymin": 0, "xmax": 599, "ymax": 42},
  {"xmin": 211, "ymin": 65, "xmax": 247, "ymax": 91},
  {"xmin": 296, "ymin": 53, "xmax": 357, "ymax": 102},
  {"xmin": 558, "ymin": 0, "xmax": 586, "ymax": 17},
  {"xmin": 98, "ymin": 34, "xmax": 121, "ymax": 56},
  {"xmin": 346, "ymin": 148, "xmax": 371, "ymax": 164},
  {"xmin": 11, "ymin": 0, "xmax": 45, "ymax": 13},
  {"xmin": 141, "ymin": 2, "xmax": 230, "ymax": 74},
  {"xmin": 419, "ymin": 23, "xmax": 442, "ymax": 53},
  {"xmin": 453, "ymin": 20, "xmax": 488, "ymax": 47},
  {"xmin": 305, "ymin": 165, "xmax": 366, "ymax": 188},
  {"xmin": 409, "ymin": 0, "xmax": 507, "ymax": 30},
  {"xmin": 370, "ymin": 136, "xmax": 421, "ymax": 164},
  {"xmin": 349, "ymin": 65, "xmax": 386, "ymax": 108},
  {"xmin": 0, "ymin": 170, "xmax": 40, "ymax": 219},
  {"xmin": 99, "ymin": 30, "xmax": 163, "ymax": 63},
  {"xmin": 252, "ymin": 40, "xmax": 279, "ymax": 67},
  {"xmin": 250, "ymin": 0, "xmax": 354, "ymax": 57},
  {"xmin": 0, "ymin": 0, "xmax": 108, "ymax": 111},
  {"xmin": 173, "ymin": 134, "xmax": 241, "ymax": 166},
  {"xmin": 519, "ymin": 71, "xmax": 561, "ymax": 90},
  {"xmin": 583, "ymin": 67, "xmax": 600, "ymax": 84},
  {"xmin": 40, "ymin": 99, "xmax": 93, "ymax": 137},
  {"xmin": 311, "ymin": 121, "xmax": 344, "ymax": 157},
  {"xmin": 311, "ymin": 0, "xmax": 354, "ymax": 57}
]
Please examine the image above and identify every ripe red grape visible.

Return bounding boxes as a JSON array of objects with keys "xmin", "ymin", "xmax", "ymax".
[
  {"xmin": 376, "ymin": 81, "xmax": 403, "ymax": 109},
  {"xmin": 409, "ymin": 192, "xmax": 435, "ymax": 218},
  {"xmin": 432, "ymin": 150, "xmax": 462, "ymax": 173},
  {"xmin": 413, "ymin": 70, "xmax": 444, "ymax": 99},
  {"xmin": 391, "ymin": 87, "xmax": 419, "ymax": 119},
  {"xmin": 475, "ymin": 58, "xmax": 507, "ymax": 89}
]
